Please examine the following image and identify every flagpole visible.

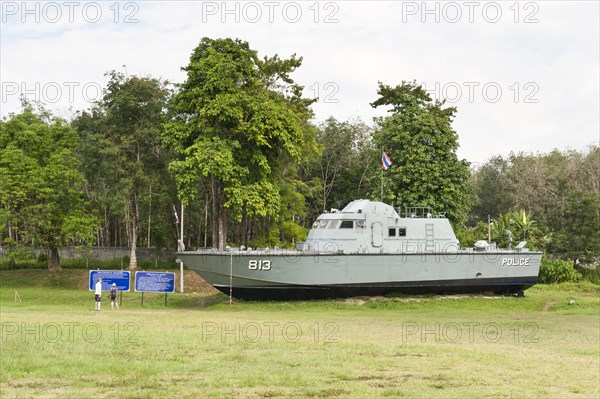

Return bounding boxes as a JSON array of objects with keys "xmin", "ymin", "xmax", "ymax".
[
  {"xmin": 381, "ymin": 148, "xmax": 384, "ymax": 201},
  {"xmin": 381, "ymin": 166, "xmax": 384, "ymax": 202}
]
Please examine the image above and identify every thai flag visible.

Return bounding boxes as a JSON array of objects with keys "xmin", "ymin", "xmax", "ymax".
[
  {"xmin": 382, "ymin": 152, "xmax": 392, "ymax": 170},
  {"xmin": 172, "ymin": 205, "xmax": 179, "ymax": 224}
]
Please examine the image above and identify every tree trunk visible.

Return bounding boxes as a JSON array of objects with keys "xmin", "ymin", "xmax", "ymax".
[
  {"xmin": 129, "ymin": 228, "xmax": 137, "ymax": 271},
  {"xmin": 211, "ymin": 179, "xmax": 219, "ymax": 249},
  {"xmin": 244, "ymin": 214, "xmax": 251, "ymax": 248},
  {"xmin": 147, "ymin": 185, "xmax": 152, "ymax": 248},
  {"xmin": 219, "ymin": 205, "xmax": 228, "ymax": 250},
  {"xmin": 48, "ymin": 247, "xmax": 61, "ymax": 272},
  {"xmin": 204, "ymin": 193, "xmax": 209, "ymax": 248},
  {"xmin": 129, "ymin": 192, "xmax": 139, "ymax": 271},
  {"xmin": 210, "ymin": 178, "xmax": 228, "ymax": 250}
]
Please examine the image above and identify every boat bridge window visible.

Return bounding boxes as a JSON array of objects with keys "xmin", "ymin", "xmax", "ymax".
[
  {"xmin": 389, "ymin": 227, "xmax": 407, "ymax": 237},
  {"xmin": 339, "ymin": 220, "xmax": 354, "ymax": 229},
  {"xmin": 313, "ymin": 220, "xmax": 330, "ymax": 228},
  {"xmin": 328, "ymin": 220, "xmax": 340, "ymax": 229},
  {"xmin": 356, "ymin": 220, "xmax": 365, "ymax": 229}
]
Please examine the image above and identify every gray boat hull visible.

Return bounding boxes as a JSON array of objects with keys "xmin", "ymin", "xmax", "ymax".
[{"xmin": 177, "ymin": 250, "xmax": 541, "ymax": 300}]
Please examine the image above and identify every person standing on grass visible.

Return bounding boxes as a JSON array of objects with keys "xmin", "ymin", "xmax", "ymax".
[
  {"xmin": 110, "ymin": 283, "xmax": 119, "ymax": 310},
  {"xmin": 94, "ymin": 278, "xmax": 102, "ymax": 311}
]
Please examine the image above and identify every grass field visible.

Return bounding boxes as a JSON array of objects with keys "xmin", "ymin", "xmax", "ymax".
[{"xmin": 1, "ymin": 270, "xmax": 599, "ymax": 398}]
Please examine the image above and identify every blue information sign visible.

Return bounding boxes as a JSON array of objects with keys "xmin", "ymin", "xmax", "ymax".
[
  {"xmin": 135, "ymin": 272, "xmax": 176, "ymax": 293},
  {"xmin": 89, "ymin": 270, "xmax": 131, "ymax": 292}
]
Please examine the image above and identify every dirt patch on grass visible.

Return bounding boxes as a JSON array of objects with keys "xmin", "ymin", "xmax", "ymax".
[
  {"xmin": 353, "ymin": 375, "xmax": 386, "ymax": 381},
  {"xmin": 393, "ymin": 352, "xmax": 426, "ymax": 357},
  {"xmin": 311, "ymin": 387, "xmax": 351, "ymax": 397},
  {"xmin": 341, "ymin": 293, "xmax": 505, "ymax": 305},
  {"xmin": 259, "ymin": 389, "xmax": 286, "ymax": 398},
  {"xmin": 542, "ymin": 298, "xmax": 559, "ymax": 312},
  {"xmin": 344, "ymin": 298, "xmax": 366, "ymax": 305},
  {"xmin": 181, "ymin": 270, "xmax": 218, "ymax": 294}
]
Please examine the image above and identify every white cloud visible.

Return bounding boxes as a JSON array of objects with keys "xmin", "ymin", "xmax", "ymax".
[{"xmin": 1, "ymin": 1, "xmax": 598, "ymax": 162}]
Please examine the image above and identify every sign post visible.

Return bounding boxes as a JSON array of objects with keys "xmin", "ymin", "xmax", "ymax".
[
  {"xmin": 89, "ymin": 270, "xmax": 131, "ymax": 308},
  {"xmin": 89, "ymin": 270, "xmax": 131, "ymax": 292},
  {"xmin": 135, "ymin": 271, "xmax": 175, "ymax": 307},
  {"xmin": 180, "ymin": 260, "xmax": 184, "ymax": 293}
]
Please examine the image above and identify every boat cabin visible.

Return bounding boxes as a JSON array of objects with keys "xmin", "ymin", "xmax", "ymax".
[{"xmin": 298, "ymin": 199, "xmax": 460, "ymax": 254}]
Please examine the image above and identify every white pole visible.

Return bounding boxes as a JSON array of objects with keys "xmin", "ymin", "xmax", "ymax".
[
  {"xmin": 180, "ymin": 204, "xmax": 184, "ymax": 293},
  {"xmin": 180, "ymin": 260, "xmax": 184, "ymax": 293},
  {"xmin": 229, "ymin": 253, "xmax": 233, "ymax": 305},
  {"xmin": 180, "ymin": 204, "xmax": 184, "ymax": 245}
]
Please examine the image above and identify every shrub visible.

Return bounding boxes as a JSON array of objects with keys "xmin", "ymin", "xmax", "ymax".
[
  {"xmin": 539, "ymin": 257, "xmax": 582, "ymax": 284},
  {"xmin": 579, "ymin": 266, "xmax": 600, "ymax": 284}
]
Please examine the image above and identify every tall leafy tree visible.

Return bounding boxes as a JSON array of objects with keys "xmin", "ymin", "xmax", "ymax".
[
  {"xmin": 303, "ymin": 117, "xmax": 377, "ymax": 219},
  {"xmin": 163, "ymin": 37, "xmax": 314, "ymax": 249},
  {"xmin": 74, "ymin": 72, "xmax": 172, "ymax": 270},
  {"xmin": 318, "ymin": 117, "xmax": 375, "ymax": 211},
  {"xmin": 0, "ymin": 108, "xmax": 98, "ymax": 271},
  {"xmin": 490, "ymin": 210, "xmax": 540, "ymax": 249},
  {"xmin": 371, "ymin": 81, "xmax": 472, "ymax": 223},
  {"xmin": 547, "ymin": 192, "xmax": 600, "ymax": 262},
  {"xmin": 470, "ymin": 155, "xmax": 513, "ymax": 222},
  {"xmin": 468, "ymin": 145, "xmax": 599, "ymax": 258},
  {"xmin": 316, "ymin": 117, "xmax": 355, "ymax": 212},
  {"xmin": 100, "ymin": 72, "xmax": 171, "ymax": 270}
]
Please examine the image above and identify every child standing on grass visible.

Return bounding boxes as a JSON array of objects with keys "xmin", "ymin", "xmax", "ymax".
[
  {"xmin": 94, "ymin": 278, "xmax": 102, "ymax": 311},
  {"xmin": 110, "ymin": 283, "xmax": 119, "ymax": 310}
]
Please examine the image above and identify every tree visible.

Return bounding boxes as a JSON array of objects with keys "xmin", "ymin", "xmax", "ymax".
[
  {"xmin": 0, "ymin": 108, "xmax": 98, "ymax": 271},
  {"xmin": 314, "ymin": 117, "xmax": 357, "ymax": 212},
  {"xmin": 469, "ymin": 145, "xmax": 599, "ymax": 257},
  {"xmin": 511, "ymin": 209, "xmax": 537, "ymax": 242},
  {"xmin": 101, "ymin": 72, "xmax": 171, "ymax": 270},
  {"xmin": 490, "ymin": 213, "xmax": 512, "ymax": 248},
  {"xmin": 490, "ymin": 210, "xmax": 541, "ymax": 249},
  {"xmin": 470, "ymin": 155, "xmax": 513, "ymax": 222},
  {"xmin": 73, "ymin": 72, "xmax": 172, "ymax": 270},
  {"xmin": 72, "ymin": 109, "xmax": 112, "ymax": 247},
  {"xmin": 301, "ymin": 117, "xmax": 377, "ymax": 221},
  {"xmin": 547, "ymin": 192, "xmax": 600, "ymax": 262},
  {"xmin": 371, "ymin": 81, "xmax": 472, "ymax": 223},
  {"xmin": 163, "ymin": 37, "xmax": 314, "ymax": 249}
]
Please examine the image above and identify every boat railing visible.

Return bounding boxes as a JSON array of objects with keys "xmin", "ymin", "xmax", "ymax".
[{"xmin": 398, "ymin": 206, "xmax": 446, "ymax": 218}]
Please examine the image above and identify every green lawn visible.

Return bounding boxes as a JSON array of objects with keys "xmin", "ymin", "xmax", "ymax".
[{"xmin": 1, "ymin": 270, "xmax": 599, "ymax": 398}]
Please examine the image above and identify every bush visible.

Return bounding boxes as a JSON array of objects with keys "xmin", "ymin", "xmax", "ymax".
[
  {"xmin": 0, "ymin": 260, "xmax": 43, "ymax": 270},
  {"xmin": 0, "ymin": 257, "xmax": 178, "ymax": 271},
  {"xmin": 579, "ymin": 265, "xmax": 600, "ymax": 284},
  {"xmin": 455, "ymin": 221, "xmax": 489, "ymax": 248},
  {"xmin": 539, "ymin": 257, "xmax": 582, "ymax": 284}
]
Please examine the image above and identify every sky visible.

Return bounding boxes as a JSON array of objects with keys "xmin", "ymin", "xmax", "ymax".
[{"xmin": 1, "ymin": 0, "xmax": 599, "ymax": 164}]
